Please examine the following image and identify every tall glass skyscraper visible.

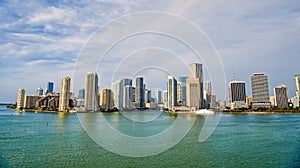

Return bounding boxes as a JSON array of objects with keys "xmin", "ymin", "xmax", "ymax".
[
  {"xmin": 178, "ymin": 76, "xmax": 187, "ymax": 106},
  {"xmin": 167, "ymin": 76, "xmax": 177, "ymax": 111},
  {"xmin": 112, "ymin": 78, "xmax": 132, "ymax": 110},
  {"xmin": 46, "ymin": 82, "xmax": 54, "ymax": 94},
  {"xmin": 135, "ymin": 77, "xmax": 145, "ymax": 110},
  {"xmin": 187, "ymin": 63, "xmax": 204, "ymax": 109}
]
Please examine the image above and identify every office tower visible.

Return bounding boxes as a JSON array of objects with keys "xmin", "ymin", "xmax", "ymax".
[
  {"xmin": 144, "ymin": 89, "xmax": 151, "ymax": 103},
  {"xmin": 294, "ymin": 74, "xmax": 300, "ymax": 107},
  {"xmin": 132, "ymin": 87, "xmax": 136, "ymax": 103},
  {"xmin": 123, "ymin": 85, "xmax": 133, "ymax": 109},
  {"xmin": 35, "ymin": 87, "xmax": 43, "ymax": 96},
  {"xmin": 163, "ymin": 90, "xmax": 168, "ymax": 108},
  {"xmin": 229, "ymin": 81, "xmax": 247, "ymax": 109},
  {"xmin": 99, "ymin": 88, "xmax": 114, "ymax": 111},
  {"xmin": 205, "ymin": 81, "xmax": 212, "ymax": 95},
  {"xmin": 177, "ymin": 83, "xmax": 182, "ymax": 105},
  {"xmin": 59, "ymin": 76, "xmax": 71, "ymax": 112},
  {"xmin": 78, "ymin": 89, "xmax": 85, "ymax": 99},
  {"xmin": 112, "ymin": 78, "xmax": 132, "ymax": 110},
  {"xmin": 84, "ymin": 72, "xmax": 99, "ymax": 112},
  {"xmin": 210, "ymin": 94, "xmax": 217, "ymax": 109},
  {"xmin": 135, "ymin": 77, "xmax": 145, "ymax": 110},
  {"xmin": 155, "ymin": 89, "xmax": 162, "ymax": 104},
  {"xmin": 187, "ymin": 63, "xmax": 204, "ymax": 109},
  {"xmin": 274, "ymin": 84, "xmax": 288, "ymax": 108},
  {"xmin": 46, "ymin": 82, "xmax": 54, "ymax": 94},
  {"xmin": 167, "ymin": 76, "xmax": 177, "ymax": 111},
  {"xmin": 251, "ymin": 73, "xmax": 270, "ymax": 109},
  {"xmin": 17, "ymin": 88, "xmax": 25, "ymax": 109},
  {"xmin": 178, "ymin": 77, "xmax": 187, "ymax": 106},
  {"xmin": 218, "ymin": 100, "xmax": 226, "ymax": 109}
]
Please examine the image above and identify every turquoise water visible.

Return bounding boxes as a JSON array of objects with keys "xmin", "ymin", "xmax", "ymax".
[{"xmin": 0, "ymin": 105, "xmax": 300, "ymax": 167}]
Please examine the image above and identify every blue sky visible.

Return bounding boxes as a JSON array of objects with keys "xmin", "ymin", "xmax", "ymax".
[{"xmin": 0, "ymin": 0, "xmax": 300, "ymax": 103}]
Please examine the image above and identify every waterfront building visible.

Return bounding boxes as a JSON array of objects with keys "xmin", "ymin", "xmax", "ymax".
[
  {"xmin": 205, "ymin": 81, "xmax": 212, "ymax": 95},
  {"xmin": 59, "ymin": 76, "xmax": 71, "ymax": 112},
  {"xmin": 163, "ymin": 90, "xmax": 168, "ymax": 108},
  {"xmin": 36, "ymin": 93, "xmax": 59, "ymax": 110},
  {"xmin": 24, "ymin": 95, "xmax": 41, "ymax": 109},
  {"xmin": 36, "ymin": 87, "xmax": 43, "ymax": 96},
  {"xmin": 145, "ymin": 89, "xmax": 151, "ymax": 104},
  {"xmin": 251, "ymin": 73, "xmax": 270, "ymax": 109},
  {"xmin": 229, "ymin": 81, "xmax": 247, "ymax": 109},
  {"xmin": 274, "ymin": 84, "xmax": 288, "ymax": 108},
  {"xmin": 210, "ymin": 94, "xmax": 217, "ymax": 109},
  {"xmin": 154, "ymin": 89, "xmax": 162, "ymax": 105},
  {"xmin": 186, "ymin": 78, "xmax": 202, "ymax": 110},
  {"xmin": 17, "ymin": 88, "xmax": 25, "ymax": 109},
  {"xmin": 112, "ymin": 78, "xmax": 132, "ymax": 110},
  {"xmin": 186, "ymin": 63, "xmax": 204, "ymax": 109},
  {"xmin": 177, "ymin": 83, "xmax": 182, "ymax": 105},
  {"xmin": 46, "ymin": 82, "xmax": 54, "ymax": 94},
  {"xmin": 246, "ymin": 96, "xmax": 253, "ymax": 107},
  {"xmin": 135, "ymin": 77, "xmax": 145, "ymax": 110},
  {"xmin": 84, "ymin": 72, "xmax": 99, "ymax": 112},
  {"xmin": 178, "ymin": 77, "xmax": 187, "ymax": 106},
  {"xmin": 294, "ymin": 74, "xmax": 300, "ymax": 107},
  {"xmin": 167, "ymin": 76, "xmax": 177, "ymax": 111},
  {"xmin": 78, "ymin": 89, "xmax": 85, "ymax": 99},
  {"xmin": 270, "ymin": 96, "xmax": 276, "ymax": 107},
  {"xmin": 218, "ymin": 100, "xmax": 226, "ymax": 109},
  {"xmin": 123, "ymin": 85, "xmax": 133, "ymax": 110},
  {"xmin": 99, "ymin": 88, "xmax": 114, "ymax": 112}
]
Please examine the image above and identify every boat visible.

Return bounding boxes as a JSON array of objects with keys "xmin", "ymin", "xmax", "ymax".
[{"xmin": 194, "ymin": 109, "xmax": 214, "ymax": 115}]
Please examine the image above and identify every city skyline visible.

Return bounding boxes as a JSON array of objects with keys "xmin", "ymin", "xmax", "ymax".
[{"xmin": 1, "ymin": 1, "xmax": 300, "ymax": 103}]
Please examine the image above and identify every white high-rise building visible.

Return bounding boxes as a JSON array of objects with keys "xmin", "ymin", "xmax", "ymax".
[
  {"xmin": 99, "ymin": 88, "xmax": 114, "ymax": 111},
  {"xmin": 167, "ymin": 76, "xmax": 177, "ymax": 111},
  {"xmin": 36, "ymin": 87, "xmax": 43, "ymax": 96},
  {"xmin": 17, "ymin": 88, "xmax": 25, "ymax": 109},
  {"xmin": 84, "ymin": 72, "xmax": 99, "ymax": 112},
  {"xmin": 186, "ymin": 63, "xmax": 204, "ymax": 109},
  {"xmin": 59, "ymin": 76, "xmax": 71, "ymax": 112},
  {"xmin": 155, "ymin": 89, "xmax": 162, "ymax": 105},
  {"xmin": 163, "ymin": 90, "xmax": 168, "ymax": 108}
]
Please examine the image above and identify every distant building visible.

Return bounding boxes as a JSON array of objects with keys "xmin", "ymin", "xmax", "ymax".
[
  {"xmin": 210, "ymin": 94, "xmax": 217, "ymax": 109},
  {"xmin": 274, "ymin": 84, "xmax": 288, "ymax": 108},
  {"xmin": 24, "ymin": 95, "xmax": 41, "ymax": 109},
  {"xmin": 112, "ymin": 78, "xmax": 132, "ymax": 110},
  {"xmin": 229, "ymin": 81, "xmax": 247, "ymax": 109},
  {"xmin": 78, "ymin": 89, "xmax": 85, "ymax": 99},
  {"xmin": 59, "ymin": 76, "xmax": 71, "ymax": 112},
  {"xmin": 294, "ymin": 74, "xmax": 300, "ymax": 107},
  {"xmin": 270, "ymin": 96, "xmax": 276, "ymax": 107},
  {"xmin": 218, "ymin": 100, "xmax": 226, "ymax": 109},
  {"xmin": 84, "ymin": 72, "xmax": 99, "ymax": 112},
  {"xmin": 144, "ymin": 89, "xmax": 151, "ymax": 104},
  {"xmin": 135, "ymin": 77, "xmax": 145, "ymax": 110},
  {"xmin": 99, "ymin": 88, "xmax": 114, "ymax": 112},
  {"xmin": 246, "ymin": 96, "xmax": 253, "ymax": 107},
  {"xmin": 36, "ymin": 93, "xmax": 59, "ymax": 110},
  {"xmin": 177, "ymin": 83, "xmax": 182, "ymax": 105},
  {"xmin": 205, "ymin": 81, "xmax": 212, "ymax": 109},
  {"xmin": 163, "ymin": 90, "xmax": 168, "ymax": 108},
  {"xmin": 154, "ymin": 89, "xmax": 162, "ymax": 105},
  {"xmin": 205, "ymin": 81, "xmax": 212, "ymax": 95},
  {"xmin": 167, "ymin": 76, "xmax": 177, "ymax": 111},
  {"xmin": 186, "ymin": 63, "xmax": 204, "ymax": 109},
  {"xmin": 178, "ymin": 77, "xmax": 187, "ymax": 106},
  {"xmin": 186, "ymin": 78, "xmax": 202, "ymax": 110},
  {"xmin": 251, "ymin": 73, "xmax": 270, "ymax": 109},
  {"xmin": 46, "ymin": 82, "xmax": 54, "ymax": 94},
  {"xmin": 17, "ymin": 88, "xmax": 25, "ymax": 109},
  {"xmin": 36, "ymin": 87, "xmax": 43, "ymax": 96},
  {"xmin": 123, "ymin": 85, "xmax": 133, "ymax": 110}
]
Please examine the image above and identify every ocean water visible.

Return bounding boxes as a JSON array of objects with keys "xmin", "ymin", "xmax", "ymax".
[{"xmin": 0, "ymin": 105, "xmax": 300, "ymax": 168}]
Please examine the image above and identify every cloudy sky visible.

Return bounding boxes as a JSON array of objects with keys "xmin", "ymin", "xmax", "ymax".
[{"xmin": 1, "ymin": 0, "xmax": 299, "ymax": 103}]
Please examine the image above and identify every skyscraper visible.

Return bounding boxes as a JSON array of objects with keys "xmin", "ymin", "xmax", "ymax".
[
  {"xmin": 178, "ymin": 77, "xmax": 187, "ymax": 106},
  {"xmin": 78, "ymin": 89, "xmax": 85, "ymax": 99},
  {"xmin": 155, "ymin": 89, "xmax": 162, "ymax": 104},
  {"xmin": 135, "ymin": 77, "xmax": 145, "ymax": 110},
  {"xmin": 205, "ymin": 81, "xmax": 212, "ymax": 95},
  {"xmin": 123, "ymin": 85, "xmax": 133, "ymax": 110},
  {"xmin": 99, "ymin": 88, "xmax": 114, "ymax": 112},
  {"xmin": 84, "ymin": 72, "xmax": 99, "ymax": 112},
  {"xmin": 177, "ymin": 83, "xmax": 182, "ymax": 105},
  {"xmin": 59, "ymin": 76, "xmax": 71, "ymax": 112},
  {"xmin": 112, "ymin": 78, "xmax": 132, "ymax": 110},
  {"xmin": 205, "ymin": 81, "xmax": 212, "ymax": 108},
  {"xmin": 17, "ymin": 88, "xmax": 25, "ymax": 109},
  {"xmin": 36, "ymin": 87, "xmax": 43, "ymax": 96},
  {"xmin": 167, "ymin": 76, "xmax": 177, "ymax": 111},
  {"xmin": 46, "ymin": 82, "xmax": 54, "ymax": 94},
  {"xmin": 294, "ymin": 74, "xmax": 300, "ymax": 99},
  {"xmin": 251, "ymin": 73, "xmax": 270, "ymax": 109},
  {"xmin": 186, "ymin": 63, "xmax": 204, "ymax": 109},
  {"xmin": 144, "ymin": 89, "xmax": 151, "ymax": 103},
  {"xmin": 229, "ymin": 81, "xmax": 246, "ymax": 109},
  {"xmin": 274, "ymin": 84, "xmax": 288, "ymax": 108}
]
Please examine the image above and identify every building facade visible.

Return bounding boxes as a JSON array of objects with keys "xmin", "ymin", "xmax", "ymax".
[
  {"xmin": 84, "ymin": 72, "xmax": 99, "ymax": 112},
  {"xmin": 167, "ymin": 76, "xmax": 177, "ymax": 111},
  {"xmin": 178, "ymin": 76, "xmax": 187, "ymax": 106},
  {"xmin": 135, "ymin": 77, "xmax": 145, "ymax": 110},
  {"xmin": 59, "ymin": 76, "xmax": 71, "ymax": 112},
  {"xmin": 186, "ymin": 63, "xmax": 204, "ymax": 109},
  {"xmin": 274, "ymin": 84, "xmax": 288, "ymax": 108},
  {"xmin": 112, "ymin": 78, "xmax": 132, "ymax": 110},
  {"xmin": 99, "ymin": 88, "xmax": 114, "ymax": 112},
  {"xmin": 17, "ymin": 88, "xmax": 25, "ymax": 109},
  {"xmin": 229, "ymin": 81, "xmax": 247, "ymax": 109},
  {"xmin": 46, "ymin": 82, "xmax": 54, "ymax": 94},
  {"xmin": 251, "ymin": 73, "xmax": 270, "ymax": 109},
  {"xmin": 123, "ymin": 85, "xmax": 133, "ymax": 110}
]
